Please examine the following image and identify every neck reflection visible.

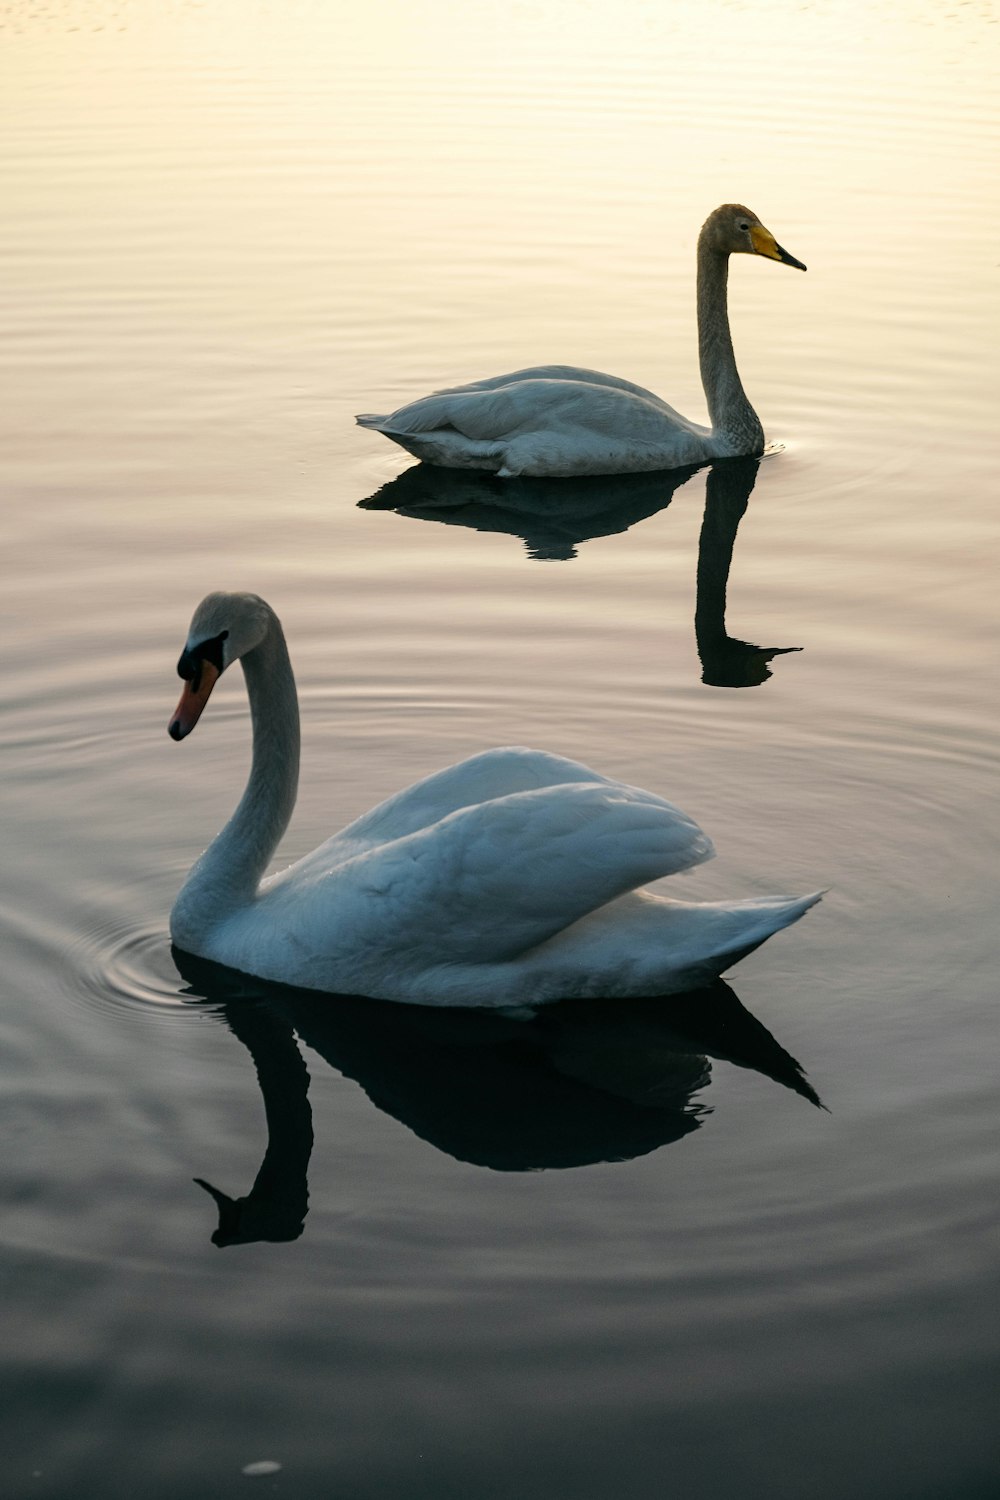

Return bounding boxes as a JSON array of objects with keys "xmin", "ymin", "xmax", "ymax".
[{"xmin": 695, "ymin": 457, "xmax": 801, "ymax": 686}]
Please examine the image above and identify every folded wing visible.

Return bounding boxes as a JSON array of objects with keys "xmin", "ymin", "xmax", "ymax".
[{"xmin": 333, "ymin": 779, "xmax": 714, "ymax": 965}]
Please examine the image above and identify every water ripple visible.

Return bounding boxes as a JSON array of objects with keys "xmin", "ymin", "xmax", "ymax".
[{"xmin": 63, "ymin": 913, "xmax": 207, "ymax": 1025}]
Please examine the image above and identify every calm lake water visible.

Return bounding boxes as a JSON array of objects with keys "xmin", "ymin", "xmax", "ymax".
[{"xmin": 2, "ymin": 1, "xmax": 999, "ymax": 1495}]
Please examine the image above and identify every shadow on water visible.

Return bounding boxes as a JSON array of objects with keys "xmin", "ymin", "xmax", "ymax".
[
  {"xmin": 174, "ymin": 949, "xmax": 822, "ymax": 1247},
  {"xmin": 360, "ymin": 458, "xmax": 801, "ymax": 683}
]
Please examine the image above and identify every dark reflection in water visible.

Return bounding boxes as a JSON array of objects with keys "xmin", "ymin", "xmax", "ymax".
[
  {"xmin": 175, "ymin": 950, "xmax": 822, "ymax": 1247},
  {"xmin": 361, "ymin": 460, "xmax": 801, "ymax": 683},
  {"xmin": 192, "ymin": 994, "xmax": 314, "ymax": 1247},
  {"xmin": 358, "ymin": 462, "xmax": 700, "ymax": 561},
  {"xmin": 696, "ymin": 458, "xmax": 802, "ymax": 686}
]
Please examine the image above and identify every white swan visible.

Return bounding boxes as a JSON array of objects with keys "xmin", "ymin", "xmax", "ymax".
[
  {"xmin": 168, "ymin": 593, "xmax": 821, "ymax": 1006},
  {"xmin": 356, "ymin": 203, "xmax": 806, "ymax": 479}
]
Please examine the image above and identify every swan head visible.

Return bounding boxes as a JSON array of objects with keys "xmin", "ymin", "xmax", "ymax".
[
  {"xmin": 168, "ymin": 591, "xmax": 274, "ymax": 741},
  {"xmin": 701, "ymin": 204, "xmax": 806, "ymax": 272}
]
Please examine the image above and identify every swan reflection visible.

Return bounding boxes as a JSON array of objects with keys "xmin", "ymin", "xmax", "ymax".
[
  {"xmin": 361, "ymin": 458, "xmax": 801, "ymax": 681},
  {"xmin": 175, "ymin": 950, "xmax": 822, "ymax": 1248},
  {"xmin": 696, "ymin": 458, "xmax": 802, "ymax": 687},
  {"xmin": 360, "ymin": 462, "xmax": 700, "ymax": 561}
]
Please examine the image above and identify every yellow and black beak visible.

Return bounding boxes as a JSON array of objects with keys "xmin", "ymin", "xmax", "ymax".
[{"xmin": 750, "ymin": 224, "xmax": 807, "ymax": 271}]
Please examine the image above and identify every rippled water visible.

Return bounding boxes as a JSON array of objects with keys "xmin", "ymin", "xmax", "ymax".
[{"xmin": 2, "ymin": 1, "xmax": 999, "ymax": 1496}]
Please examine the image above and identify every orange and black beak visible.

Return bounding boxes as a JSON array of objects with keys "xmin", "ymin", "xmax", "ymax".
[
  {"xmin": 169, "ymin": 659, "xmax": 219, "ymax": 740},
  {"xmin": 750, "ymin": 224, "xmax": 807, "ymax": 271},
  {"xmin": 168, "ymin": 631, "xmax": 228, "ymax": 740}
]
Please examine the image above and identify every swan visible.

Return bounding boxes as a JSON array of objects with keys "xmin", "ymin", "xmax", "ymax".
[
  {"xmin": 167, "ymin": 592, "xmax": 821, "ymax": 1006},
  {"xmin": 356, "ymin": 203, "xmax": 806, "ymax": 479}
]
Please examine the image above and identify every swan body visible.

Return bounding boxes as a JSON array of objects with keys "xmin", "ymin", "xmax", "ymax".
[
  {"xmin": 357, "ymin": 204, "xmax": 806, "ymax": 479},
  {"xmin": 168, "ymin": 593, "xmax": 821, "ymax": 1006}
]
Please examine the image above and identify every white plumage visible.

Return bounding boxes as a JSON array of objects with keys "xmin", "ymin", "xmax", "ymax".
[
  {"xmin": 357, "ymin": 204, "xmax": 806, "ymax": 479},
  {"xmin": 167, "ymin": 593, "xmax": 820, "ymax": 1006}
]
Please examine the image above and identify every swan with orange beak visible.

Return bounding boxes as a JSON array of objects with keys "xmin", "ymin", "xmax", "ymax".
[{"xmin": 165, "ymin": 591, "xmax": 822, "ymax": 1006}]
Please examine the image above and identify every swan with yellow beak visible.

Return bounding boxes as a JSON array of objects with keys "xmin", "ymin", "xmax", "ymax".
[{"xmin": 357, "ymin": 203, "xmax": 806, "ymax": 478}]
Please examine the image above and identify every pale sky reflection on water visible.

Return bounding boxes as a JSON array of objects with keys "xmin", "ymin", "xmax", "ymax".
[{"xmin": 1, "ymin": 3, "xmax": 999, "ymax": 1498}]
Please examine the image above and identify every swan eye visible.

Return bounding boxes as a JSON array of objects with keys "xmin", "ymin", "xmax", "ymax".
[
  {"xmin": 177, "ymin": 647, "xmax": 197, "ymax": 684},
  {"xmin": 177, "ymin": 629, "xmax": 229, "ymax": 687}
]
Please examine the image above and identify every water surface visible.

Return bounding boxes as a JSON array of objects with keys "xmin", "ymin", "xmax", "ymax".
[{"xmin": 2, "ymin": 2, "xmax": 999, "ymax": 1496}]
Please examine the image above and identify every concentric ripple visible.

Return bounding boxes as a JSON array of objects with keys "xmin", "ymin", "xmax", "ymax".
[{"xmin": 62, "ymin": 913, "xmax": 215, "ymax": 1026}]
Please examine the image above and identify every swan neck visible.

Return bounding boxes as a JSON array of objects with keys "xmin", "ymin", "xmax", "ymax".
[
  {"xmin": 696, "ymin": 238, "xmax": 764, "ymax": 454},
  {"xmin": 174, "ymin": 619, "xmax": 300, "ymax": 938},
  {"xmin": 241, "ymin": 625, "xmax": 301, "ymax": 870}
]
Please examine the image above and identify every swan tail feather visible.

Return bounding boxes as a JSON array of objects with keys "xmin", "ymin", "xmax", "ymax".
[
  {"xmin": 561, "ymin": 889, "xmax": 824, "ymax": 997},
  {"xmin": 718, "ymin": 888, "xmax": 824, "ymax": 957},
  {"xmin": 356, "ymin": 404, "xmax": 507, "ymax": 469},
  {"xmin": 681, "ymin": 889, "xmax": 824, "ymax": 980},
  {"xmin": 361, "ymin": 389, "xmax": 523, "ymax": 442}
]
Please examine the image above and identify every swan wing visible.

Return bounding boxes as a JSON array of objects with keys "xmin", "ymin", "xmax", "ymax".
[
  {"xmin": 357, "ymin": 372, "xmax": 711, "ymax": 476},
  {"xmin": 362, "ymin": 377, "xmax": 699, "ymax": 445},
  {"xmin": 322, "ymin": 779, "xmax": 714, "ymax": 966},
  {"xmin": 431, "ymin": 364, "xmax": 684, "ymax": 412},
  {"xmin": 305, "ymin": 746, "xmax": 628, "ymax": 862}
]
